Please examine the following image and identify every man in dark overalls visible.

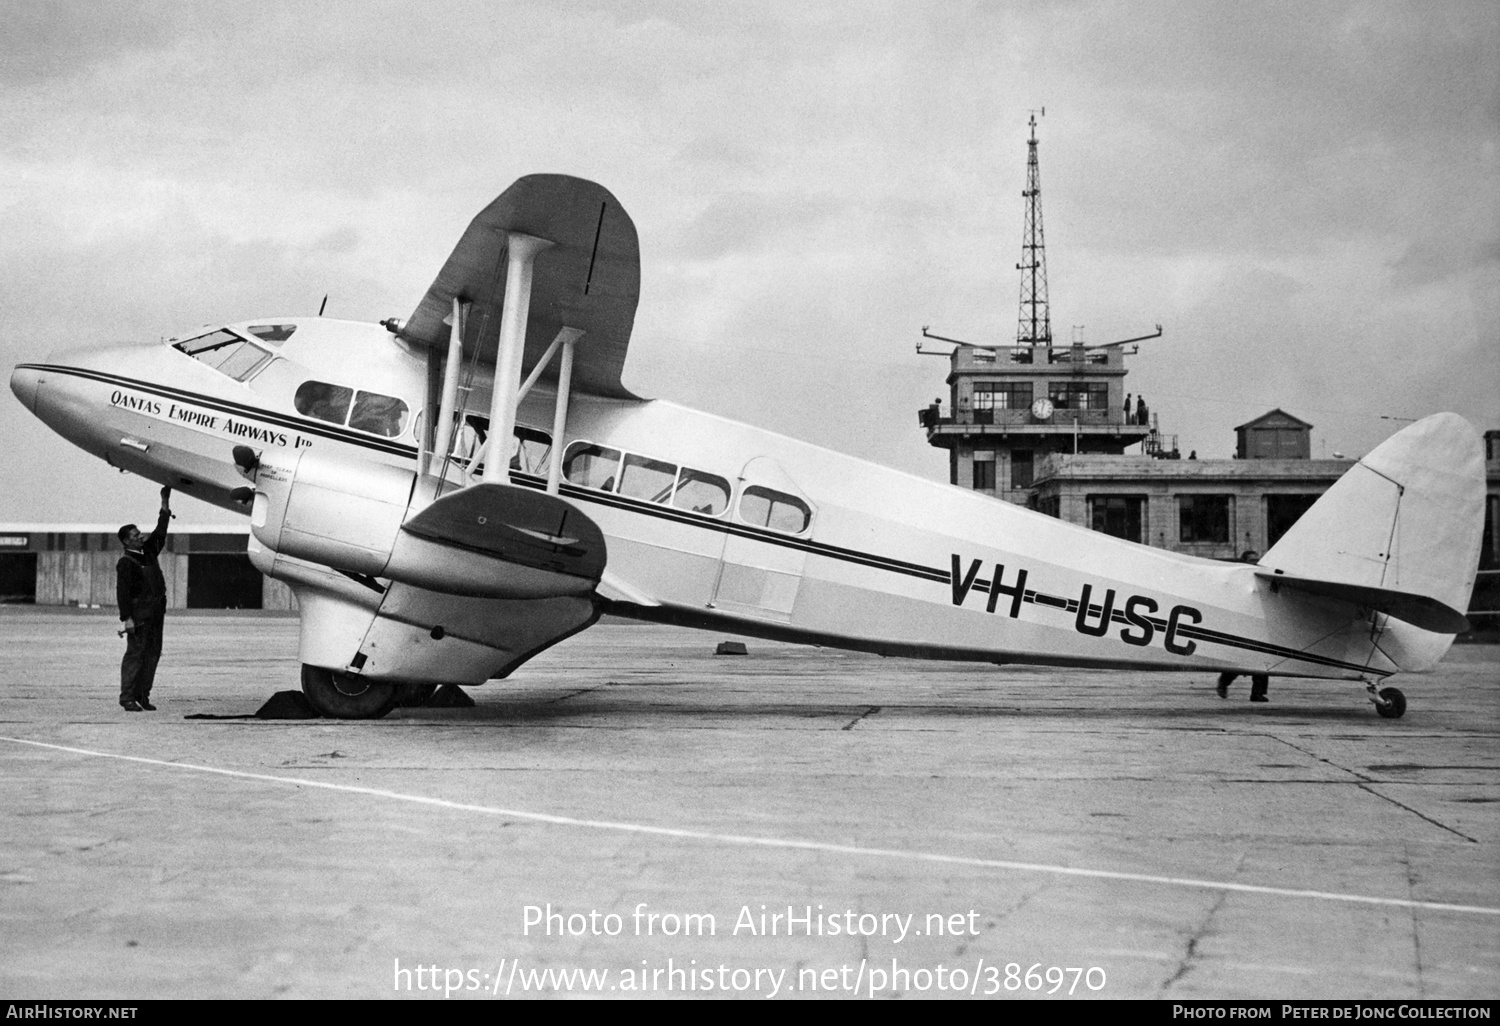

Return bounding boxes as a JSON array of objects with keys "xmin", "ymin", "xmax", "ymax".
[
  {"xmin": 1216, "ymin": 672, "xmax": 1270, "ymax": 703},
  {"xmin": 117, "ymin": 487, "xmax": 172, "ymax": 712}
]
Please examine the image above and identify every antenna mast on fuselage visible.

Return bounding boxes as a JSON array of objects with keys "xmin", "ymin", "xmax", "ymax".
[{"xmin": 1017, "ymin": 108, "xmax": 1051, "ymax": 348}]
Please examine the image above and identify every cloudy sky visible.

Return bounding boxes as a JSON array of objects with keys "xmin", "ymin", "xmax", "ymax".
[{"xmin": 2, "ymin": 0, "xmax": 1495, "ymax": 525}]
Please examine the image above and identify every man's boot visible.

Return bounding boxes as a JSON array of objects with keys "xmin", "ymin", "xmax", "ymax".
[{"xmin": 1250, "ymin": 674, "xmax": 1269, "ymax": 703}]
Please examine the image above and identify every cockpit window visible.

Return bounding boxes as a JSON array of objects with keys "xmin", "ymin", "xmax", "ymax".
[
  {"xmin": 246, "ymin": 324, "xmax": 296, "ymax": 344},
  {"xmin": 217, "ymin": 343, "xmax": 274, "ymax": 381},
  {"xmin": 348, "ymin": 390, "xmax": 409, "ymax": 438},
  {"xmin": 294, "ymin": 381, "xmax": 353, "ymax": 425},
  {"xmin": 175, "ymin": 330, "xmax": 239, "ymax": 362},
  {"xmin": 173, "ymin": 330, "xmax": 274, "ymax": 382}
]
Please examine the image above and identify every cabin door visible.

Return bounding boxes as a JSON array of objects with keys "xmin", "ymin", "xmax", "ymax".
[{"xmin": 710, "ymin": 457, "xmax": 814, "ymax": 624}]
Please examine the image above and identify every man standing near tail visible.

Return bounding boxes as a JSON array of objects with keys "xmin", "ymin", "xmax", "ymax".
[{"xmin": 117, "ymin": 486, "xmax": 172, "ymax": 712}]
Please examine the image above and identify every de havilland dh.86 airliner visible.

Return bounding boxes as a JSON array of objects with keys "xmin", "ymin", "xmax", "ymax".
[{"xmin": 9, "ymin": 175, "xmax": 1486, "ymax": 719}]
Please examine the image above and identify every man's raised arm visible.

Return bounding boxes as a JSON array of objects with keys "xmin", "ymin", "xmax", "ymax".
[{"xmin": 147, "ymin": 486, "xmax": 172, "ymax": 553}]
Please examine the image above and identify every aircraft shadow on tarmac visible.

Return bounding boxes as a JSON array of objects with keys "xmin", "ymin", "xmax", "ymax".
[{"xmin": 358, "ymin": 686, "xmax": 1420, "ymax": 727}]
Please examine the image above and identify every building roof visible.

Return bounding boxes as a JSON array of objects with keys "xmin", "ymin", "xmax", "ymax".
[
  {"xmin": 0, "ymin": 524, "xmax": 249, "ymax": 534},
  {"xmin": 1234, "ymin": 408, "xmax": 1314, "ymax": 432}
]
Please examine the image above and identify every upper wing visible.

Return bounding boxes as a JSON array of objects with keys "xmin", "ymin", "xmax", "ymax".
[{"xmin": 400, "ymin": 175, "xmax": 642, "ymax": 399}]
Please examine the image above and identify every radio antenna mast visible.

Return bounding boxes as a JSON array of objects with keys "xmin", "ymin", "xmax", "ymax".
[{"xmin": 1016, "ymin": 108, "xmax": 1051, "ymax": 347}]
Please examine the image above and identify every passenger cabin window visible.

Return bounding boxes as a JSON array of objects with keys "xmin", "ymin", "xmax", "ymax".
[
  {"xmin": 246, "ymin": 324, "xmax": 296, "ymax": 344},
  {"xmin": 560, "ymin": 442, "xmax": 731, "ymax": 516},
  {"xmin": 511, "ymin": 426, "xmax": 552, "ymax": 475},
  {"xmin": 294, "ymin": 381, "xmax": 353, "ymax": 425},
  {"xmin": 672, "ymin": 469, "xmax": 731, "ymax": 516},
  {"xmin": 563, "ymin": 443, "xmax": 622, "ymax": 492},
  {"xmin": 348, "ymin": 390, "xmax": 409, "ymax": 437},
  {"xmin": 619, "ymin": 454, "xmax": 678, "ymax": 504},
  {"xmin": 738, "ymin": 486, "xmax": 812, "ymax": 534},
  {"xmin": 173, "ymin": 330, "xmax": 273, "ymax": 382},
  {"xmin": 446, "ymin": 417, "xmax": 551, "ymax": 476},
  {"xmin": 292, "ymin": 381, "xmax": 410, "ymax": 437}
]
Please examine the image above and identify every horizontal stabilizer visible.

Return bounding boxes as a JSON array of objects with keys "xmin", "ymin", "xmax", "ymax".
[
  {"xmin": 402, "ymin": 483, "xmax": 606, "ymax": 583},
  {"xmin": 1255, "ymin": 572, "xmax": 1470, "ymax": 634}
]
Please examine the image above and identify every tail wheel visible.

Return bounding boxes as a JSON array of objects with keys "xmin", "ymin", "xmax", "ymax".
[
  {"xmin": 1375, "ymin": 687, "xmax": 1407, "ymax": 720},
  {"xmin": 301, "ymin": 664, "xmax": 398, "ymax": 720}
]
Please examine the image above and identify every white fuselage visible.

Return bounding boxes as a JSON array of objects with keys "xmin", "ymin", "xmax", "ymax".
[{"xmin": 11, "ymin": 318, "xmax": 1440, "ymax": 682}]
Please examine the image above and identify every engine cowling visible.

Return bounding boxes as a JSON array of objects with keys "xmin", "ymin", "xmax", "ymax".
[{"xmin": 251, "ymin": 449, "xmax": 411, "ymax": 578}]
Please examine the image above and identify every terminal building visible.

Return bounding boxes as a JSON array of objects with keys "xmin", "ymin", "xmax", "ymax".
[
  {"xmin": 918, "ymin": 335, "xmax": 1499, "ymax": 622},
  {"xmin": 0, "ymin": 525, "xmax": 295, "ymax": 610},
  {"xmin": 917, "ymin": 113, "xmax": 1499, "ymax": 627},
  {"xmin": 918, "ymin": 339, "xmax": 1353, "ymax": 560}
]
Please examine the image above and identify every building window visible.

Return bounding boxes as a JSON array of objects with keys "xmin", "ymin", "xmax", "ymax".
[
  {"xmin": 1011, "ymin": 449, "xmax": 1034, "ymax": 489},
  {"xmin": 1265, "ymin": 493, "xmax": 1320, "ymax": 548},
  {"xmin": 1483, "ymin": 495, "xmax": 1498, "ymax": 569},
  {"xmin": 1179, "ymin": 495, "xmax": 1233, "ymax": 543},
  {"xmin": 1089, "ymin": 495, "xmax": 1145, "ymax": 543},
  {"xmin": 1035, "ymin": 496, "xmax": 1060, "ymax": 519},
  {"xmin": 972, "ymin": 382, "xmax": 1035, "ymax": 414},
  {"xmin": 971, "ymin": 384, "xmax": 995, "ymax": 425},
  {"xmin": 972, "ymin": 451, "xmax": 995, "ymax": 491},
  {"xmin": 1481, "ymin": 495, "xmax": 1498, "ymax": 569},
  {"xmin": 999, "ymin": 382, "xmax": 1033, "ymax": 409},
  {"xmin": 1048, "ymin": 382, "xmax": 1108, "ymax": 410}
]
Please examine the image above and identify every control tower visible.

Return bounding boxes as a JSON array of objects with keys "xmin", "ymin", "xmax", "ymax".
[{"xmin": 918, "ymin": 113, "xmax": 1168, "ymax": 505}]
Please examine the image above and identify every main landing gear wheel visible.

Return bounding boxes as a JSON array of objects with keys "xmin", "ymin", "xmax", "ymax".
[
  {"xmin": 301, "ymin": 664, "xmax": 398, "ymax": 720},
  {"xmin": 1375, "ymin": 686, "xmax": 1406, "ymax": 720}
]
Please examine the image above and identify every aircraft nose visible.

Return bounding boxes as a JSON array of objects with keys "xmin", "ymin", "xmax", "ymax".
[{"xmin": 9, "ymin": 363, "xmax": 42, "ymax": 413}]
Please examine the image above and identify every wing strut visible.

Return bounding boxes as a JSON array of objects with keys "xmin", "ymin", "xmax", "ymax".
[
  {"xmin": 433, "ymin": 230, "xmax": 585, "ymax": 496},
  {"xmin": 518, "ymin": 326, "xmax": 583, "ymax": 403},
  {"xmin": 428, "ymin": 295, "xmax": 468, "ymax": 479},
  {"xmin": 423, "ymin": 230, "xmax": 589, "ymax": 497},
  {"xmin": 547, "ymin": 333, "xmax": 576, "ymax": 496},
  {"xmin": 482, "ymin": 234, "xmax": 553, "ymax": 484},
  {"xmin": 513, "ymin": 324, "xmax": 581, "ymax": 493}
]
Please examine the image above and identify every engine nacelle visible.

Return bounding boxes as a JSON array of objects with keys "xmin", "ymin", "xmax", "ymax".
[
  {"xmin": 251, "ymin": 449, "xmax": 412, "ymax": 579},
  {"xmin": 249, "ymin": 449, "xmax": 605, "ymax": 599}
]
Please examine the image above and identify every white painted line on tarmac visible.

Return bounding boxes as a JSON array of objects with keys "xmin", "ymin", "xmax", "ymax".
[{"xmin": 5, "ymin": 734, "xmax": 1498, "ymax": 918}]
